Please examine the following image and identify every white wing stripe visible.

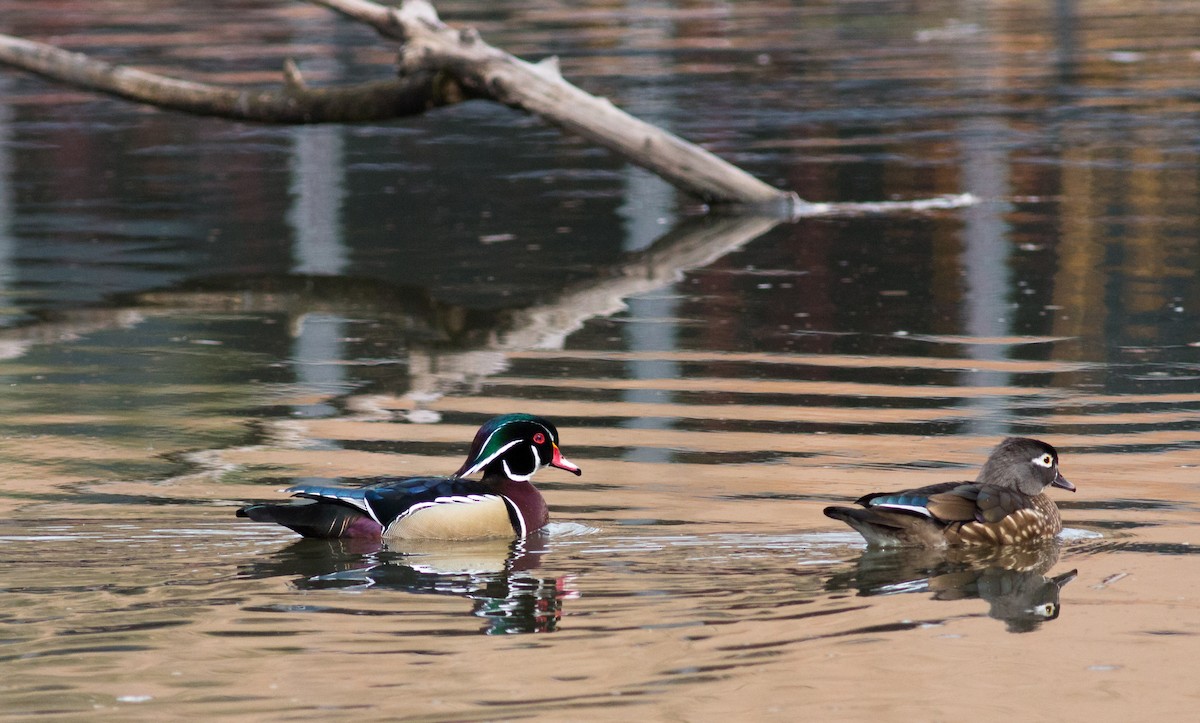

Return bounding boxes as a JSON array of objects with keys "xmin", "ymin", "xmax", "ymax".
[
  {"xmin": 395, "ymin": 494, "xmax": 504, "ymax": 520},
  {"xmin": 288, "ymin": 488, "xmax": 381, "ymax": 524},
  {"xmin": 288, "ymin": 486, "xmax": 504, "ymax": 528},
  {"xmin": 874, "ymin": 503, "xmax": 934, "ymax": 518}
]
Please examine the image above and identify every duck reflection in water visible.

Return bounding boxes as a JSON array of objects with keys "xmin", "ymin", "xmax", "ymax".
[
  {"xmin": 826, "ymin": 543, "xmax": 1077, "ymax": 633},
  {"xmin": 238, "ymin": 532, "xmax": 572, "ymax": 635}
]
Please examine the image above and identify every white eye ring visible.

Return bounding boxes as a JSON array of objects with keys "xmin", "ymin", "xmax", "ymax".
[{"xmin": 1032, "ymin": 454, "xmax": 1054, "ymax": 468}]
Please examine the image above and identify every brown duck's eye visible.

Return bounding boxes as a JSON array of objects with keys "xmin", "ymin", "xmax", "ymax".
[
  {"xmin": 532, "ymin": 432, "xmax": 546, "ymax": 445},
  {"xmin": 1033, "ymin": 453, "xmax": 1054, "ymax": 468}
]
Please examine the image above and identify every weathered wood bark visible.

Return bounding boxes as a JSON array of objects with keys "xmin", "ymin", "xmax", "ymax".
[
  {"xmin": 0, "ymin": 0, "xmax": 798, "ymax": 211},
  {"xmin": 0, "ymin": 35, "xmax": 457, "ymax": 123}
]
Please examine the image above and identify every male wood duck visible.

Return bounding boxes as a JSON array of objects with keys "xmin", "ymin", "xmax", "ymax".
[
  {"xmin": 237, "ymin": 413, "xmax": 581, "ymax": 540},
  {"xmin": 824, "ymin": 437, "xmax": 1075, "ymax": 547}
]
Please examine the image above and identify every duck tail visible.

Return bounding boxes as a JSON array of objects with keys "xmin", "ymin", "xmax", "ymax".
[
  {"xmin": 237, "ymin": 499, "xmax": 381, "ymax": 539},
  {"xmin": 824, "ymin": 505, "xmax": 925, "ymax": 547}
]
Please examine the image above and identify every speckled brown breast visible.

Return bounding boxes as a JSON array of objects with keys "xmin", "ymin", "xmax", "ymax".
[{"xmin": 944, "ymin": 493, "xmax": 1063, "ymax": 546}]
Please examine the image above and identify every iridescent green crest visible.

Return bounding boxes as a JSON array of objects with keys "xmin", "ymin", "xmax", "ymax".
[{"xmin": 454, "ymin": 413, "xmax": 565, "ymax": 479}]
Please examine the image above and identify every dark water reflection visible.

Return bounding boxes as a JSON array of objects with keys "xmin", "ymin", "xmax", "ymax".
[
  {"xmin": 239, "ymin": 535, "xmax": 569, "ymax": 635},
  {"xmin": 826, "ymin": 543, "xmax": 1077, "ymax": 633},
  {"xmin": 0, "ymin": 0, "xmax": 1198, "ymax": 718}
]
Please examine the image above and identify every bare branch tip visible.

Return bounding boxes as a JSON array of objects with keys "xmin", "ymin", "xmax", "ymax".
[
  {"xmin": 401, "ymin": 0, "xmax": 441, "ymax": 25},
  {"xmin": 282, "ymin": 59, "xmax": 308, "ymax": 92},
  {"xmin": 534, "ymin": 56, "xmax": 563, "ymax": 80}
]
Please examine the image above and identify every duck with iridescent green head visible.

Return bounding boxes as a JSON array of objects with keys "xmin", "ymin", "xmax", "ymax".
[{"xmin": 237, "ymin": 414, "xmax": 581, "ymax": 540}]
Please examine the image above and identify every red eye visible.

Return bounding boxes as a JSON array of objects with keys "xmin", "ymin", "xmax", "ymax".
[{"xmin": 532, "ymin": 432, "xmax": 546, "ymax": 445}]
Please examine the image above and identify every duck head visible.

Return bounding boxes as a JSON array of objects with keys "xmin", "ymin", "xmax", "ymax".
[
  {"xmin": 454, "ymin": 413, "xmax": 582, "ymax": 482},
  {"xmin": 976, "ymin": 437, "xmax": 1075, "ymax": 496}
]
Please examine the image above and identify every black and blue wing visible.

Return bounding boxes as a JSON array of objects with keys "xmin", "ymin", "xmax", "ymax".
[
  {"xmin": 857, "ymin": 481, "xmax": 978, "ymax": 522},
  {"xmin": 284, "ymin": 476, "xmax": 514, "ymax": 538},
  {"xmin": 827, "ymin": 480, "xmax": 1055, "ymax": 546}
]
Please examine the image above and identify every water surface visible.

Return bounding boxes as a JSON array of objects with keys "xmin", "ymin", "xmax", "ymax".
[{"xmin": 0, "ymin": 0, "xmax": 1198, "ymax": 719}]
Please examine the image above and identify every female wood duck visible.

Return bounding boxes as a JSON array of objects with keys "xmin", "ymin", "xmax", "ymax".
[
  {"xmin": 237, "ymin": 413, "xmax": 581, "ymax": 540},
  {"xmin": 824, "ymin": 437, "xmax": 1075, "ymax": 547}
]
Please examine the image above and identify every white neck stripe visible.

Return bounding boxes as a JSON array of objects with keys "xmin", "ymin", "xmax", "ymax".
[{"xmin": 503, "ymin": 494, "xmax": 527, "ymax": 537}]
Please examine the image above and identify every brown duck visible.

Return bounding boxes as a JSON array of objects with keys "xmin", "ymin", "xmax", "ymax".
[{"xmin": 824, "ymin": 437, "xmax": 1075, "ymax": 547}]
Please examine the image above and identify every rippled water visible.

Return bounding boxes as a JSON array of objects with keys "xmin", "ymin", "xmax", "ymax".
[{"xmin": 0, "ymin": 0, "xmax": 1198, "ymax": 719}]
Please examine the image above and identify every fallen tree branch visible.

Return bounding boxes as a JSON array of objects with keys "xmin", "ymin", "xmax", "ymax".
[
  {"xmin": 0, "ymin": 34, "xmax": 460, "ymax": 123},
  {"xmin": 319, "ymin": 0, "xmax": 798, "ymax": 209},
  {"xmin": 0, "ymin": 0, "xmax": 798, "ymax": 210},
  {"xmin": 313, "ymin": 0, "xmax": 398, "ymax": 28}
]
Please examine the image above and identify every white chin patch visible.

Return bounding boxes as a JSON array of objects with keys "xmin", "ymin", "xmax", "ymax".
[{"xmin": 502, "ymin": 459, "xmax": 533, "ymax": 482}]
